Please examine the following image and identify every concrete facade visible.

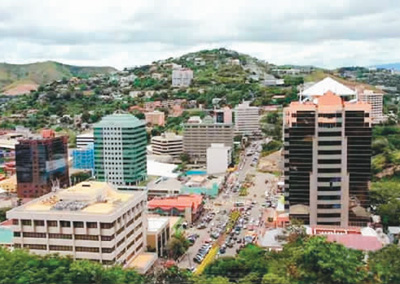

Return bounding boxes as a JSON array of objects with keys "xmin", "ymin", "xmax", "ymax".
[
  {"xmin": 183, "ymin": 116, "xmax": 234, "ymax": 164},
  {"xmin": 151, "ymin": 133, "xmax": 183, "ymax": 159},
  {"xmin": 7, "ymin": 181, "xmax": 148, "ymax": 266},
  {"xmin": 234, "ymin": 101, "xmax": 260, "ymax": 135}
]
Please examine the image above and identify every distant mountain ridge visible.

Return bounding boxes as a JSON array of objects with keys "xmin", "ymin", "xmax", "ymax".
[{"xmin": 0, "ymin": 61, "xmax": 117, "ymax": 95}]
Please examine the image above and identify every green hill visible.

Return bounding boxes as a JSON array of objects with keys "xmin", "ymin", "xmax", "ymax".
[{"xmin": 0, "ymin": 61, "xmax": 117, "ymax": 94}]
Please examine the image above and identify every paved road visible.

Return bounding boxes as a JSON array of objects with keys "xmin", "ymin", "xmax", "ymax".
[{"xmin": 178, "ymin": 141, "xmax": 280, "ymax": 270}]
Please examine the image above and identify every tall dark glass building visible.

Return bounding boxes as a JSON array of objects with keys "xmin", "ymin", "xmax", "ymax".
[
  {"xmin": 284, "ymin": 78, "xmax": 372, "ymax": 227},
  {"xmin": 16, "ymin": 135, "xmax": 69, "ymax": 198}
]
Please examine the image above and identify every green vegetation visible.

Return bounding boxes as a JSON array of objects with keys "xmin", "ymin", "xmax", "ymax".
[
  {"xmin": 0, "ymin": 247, "xmax": 144, "ymax": 284},
  {"xmin": 1, "ymin": 235, "xmax": 400, "ymax": 284},
  {"xmin": 166, "ymin": 232, "xmax": 190, "ymax": 260},
  {"xmin": 202, "ymin": 237, "xmax": 399, "ymax": 284},
  {"xmin": 0, "ymin": 61, "xmax": 116, "ymax": 92}
]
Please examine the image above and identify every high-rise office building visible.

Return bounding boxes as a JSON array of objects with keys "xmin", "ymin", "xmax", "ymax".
[
  {"xmin": 234, "ymin": 101, "xmax": 260, "ymax": 135},
  {"xmin": 284, "ymin": 78, "xmax": 372, "ymax": 227},
  {"xmin": 94, "ymin": 114, "xmax": 147, "ymax": 187},
  {"xmin": 16, "ymin": 132, "xmax": 69, "ymax": 198},
  {"xmin": 183, "ymin": 116, "xmax": 234, "ymax": 164}
]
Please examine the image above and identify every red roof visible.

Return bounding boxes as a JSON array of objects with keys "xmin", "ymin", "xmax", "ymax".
[
  {"xmin": 326, "ymin": 234, "xmax": 382, "ymax": 251},
  {"xmin": 148, "ymin": 194, "xmax": 203, "ymax": 213},
  {"xmin": 41, "ymin": 129, "xmax": 55, "ymax": 138}
]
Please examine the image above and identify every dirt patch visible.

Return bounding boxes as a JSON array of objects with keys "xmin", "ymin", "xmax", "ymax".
[
  {"xmin": 258, "ymin": 150, "xmax": 282, "ymax": 173},
  {"xmin": 3, "ymin": 83, "xmax": 38, "ymax": 95}
]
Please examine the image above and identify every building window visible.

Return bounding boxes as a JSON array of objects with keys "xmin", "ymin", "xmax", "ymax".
[
  {"xmin": 100, "ymin": 222, "xmax": 114, "ymax": 229},
  {"xmin": 87, "ymin": 222, "xmax": 97, "ymax": 228},
  {"xmin": 101, "ymin": 235, "xmax": 115, "ymax": 241},
  {"xmin": 21, "ymin": 220, "xmax": 32, "ymax": 226},
  {"xmin": 60, "ymin": 221, "xmax": 71, "ymax": 228},
  {"xmin": 14, "ymin": 232, "xmax": 21, "ymax": 237},
  {"xmin": 34, "ymin": 220, "xmax": 45, "ymax": 226},
  {"xmin": 47, "ymin": 220, "xmax": 58, "ymax": 227},
  {"xmin": 102, "ymin": 247, "xmax": 115, "ymax": 253},
  {"xmin": 23, "ymin": 232, "xmax": 46, "ymax": 238},
  {"xmin": 73, "ymin": 222, "xmax": 84, "ymax": 228},
  {"xmin": 49, "ymin": 245, "xmax": 73, "ymax": 251},
  {"xmin": 75, "ymin": 247, "xmax": 100, "ymax": 253},
  {"xmin": 12, "ymin": 219, "xmax": 19, "ymax": 225},
  {"xmin": 24, "ymin": 244, "xmax": 46, "ymax": 250},
  {"xmin": 49, "ymin": 234, "xmax": 73, "ymax": 239},
  {"xmin": 75, "ymin": 235, "xmax": 99, "ymax": 241}
]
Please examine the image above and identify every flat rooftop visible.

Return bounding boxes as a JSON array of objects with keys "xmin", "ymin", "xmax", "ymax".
[
  {"xmin": 127, "ymin": 252, "xmax": 157, "ymax": 274},
  {"xmin": 11, "ymin": 181, "xmax": 137, "ymax": 215},
  {"xmin": 147, "ymin": 216, "xmax": 169, "ymax": 233}
]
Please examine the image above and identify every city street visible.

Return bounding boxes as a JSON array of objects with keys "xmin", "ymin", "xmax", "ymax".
[{"xmin": 178, "ymin": 141, "xmax": 281, "ymax": 270}]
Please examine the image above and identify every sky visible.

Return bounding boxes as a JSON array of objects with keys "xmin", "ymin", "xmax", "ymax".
[{"xmin": 1, "ymin": 0, "xmax": 400, "ymax": 69}]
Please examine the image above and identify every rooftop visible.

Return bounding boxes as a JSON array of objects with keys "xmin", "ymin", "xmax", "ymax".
[
  {"xmin": 126, "ymin": 252, "xmax": 158, "ymax": 274},
  {"xmin": 94, "ymin": 113, "xmax": 145, "ymax": 128},
  {"xmin": 148, "ymin": 216, "xmax": 169, "ymax": 233},
  {"xmin": 10, "ymin": 181, "xmax": 137, "ymax": 215},
  {"xmin": 326, "ymin": 234, "xmax": 382, "ymax": 251},
  {"xmin": 152, "ymin": 132, "xmax": 183, "ymax": 141},
  {"xmin": 148, "ymin": 194, "xmax": 203, "ymax": 212},
  {"xmin": 301, "ymin": 77, "xmax": 356, "ymax": 97},
  {"xmin": 77, "ymin": 131, "xmax": 94, "ymax": 138}
]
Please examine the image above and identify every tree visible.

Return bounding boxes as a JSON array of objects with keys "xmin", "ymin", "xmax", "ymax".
[
  {"xmin": 166, "ymin": 233, "xmax": 190, "ymax": 260},
  {"xmin": 261, "ymin": 273, "xmax": 288, "ymax": 284},
  {"xmin": 295, "ymin": 237, "xmax": 367, "ymax": 284},
  {"xmin": 368, "ymin": 245, "xmax": 400, "ymax": 284}
]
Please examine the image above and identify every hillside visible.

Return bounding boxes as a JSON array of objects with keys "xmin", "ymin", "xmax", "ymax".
[{"xmin": 0, "ymin": 61, "xmax": 117, "ymax": 95}]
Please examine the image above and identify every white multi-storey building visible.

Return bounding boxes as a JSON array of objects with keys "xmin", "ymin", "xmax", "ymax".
[
  {"xmin": 207, "ymin": 143, "xmax": 232, "ymax": 174},
  {"xmin": 172, "ymin": 68, "xmax": 193, "ymax": 87},
  {"xmin": 7, "ymin": 181, "xmax": 148, "ymax": 266},
  {"xmin": 356, "ymin": 87, "xmax": 386, "ymax": 124},
  {"xmin": 234, "ymin": 101, "xmax": 260, "ymax": 135}
]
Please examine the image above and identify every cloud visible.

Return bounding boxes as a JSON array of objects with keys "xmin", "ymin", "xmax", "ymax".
[{"xmin": 0, "ymin": 0, "xmax": 400, "ymax": 68}]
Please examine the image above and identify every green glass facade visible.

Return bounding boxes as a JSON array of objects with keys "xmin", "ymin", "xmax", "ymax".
[{"xmin": 94, "ymin": 114, "xmax": 147, "ymax": 186}]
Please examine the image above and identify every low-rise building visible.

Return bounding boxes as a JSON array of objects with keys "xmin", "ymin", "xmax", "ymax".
[
  {"xmin": 145, "ymin": 111, "xmax": 165, "ymax": 127},
  {"xmin": 151, "ymin": 133, "xmax": 183, "ymax": 159},
  {"xmin": 7, "ymin": 181, "xmax": 148, "ymax": 266},
  {"xmin": 148, "ymin": 194, "xmax": 203, "ymax": 223},
  {"xmin": 181, "ymin": 175, "xmax": 223, "ymax": 197},
  {"xmin": 147, "ymin": 217, "xmax": 170, "ymax": 257},
  {"xmin": 146, "ymin": 177, "xmax": 182, "ymax": 198},
  {"xmin": 207, "ymin": 143, "xmax": 232, "ymax": 174}
]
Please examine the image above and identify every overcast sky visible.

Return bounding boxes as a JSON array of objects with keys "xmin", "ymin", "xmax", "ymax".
[{"xmin": 1, "ymin": 0, "xmax": 400, "ymax": 69}]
